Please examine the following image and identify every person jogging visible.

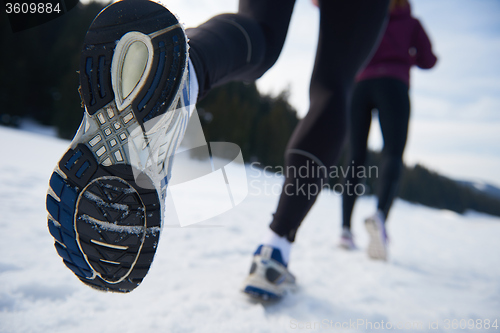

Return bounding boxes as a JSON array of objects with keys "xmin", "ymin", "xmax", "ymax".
[
  {"xmin": 45, "ymin": 0, "xmax": 390, "ymax": 299},
  {"xmin": 339, "ymin": 0, "xmax": 437, "ymax": 261}
]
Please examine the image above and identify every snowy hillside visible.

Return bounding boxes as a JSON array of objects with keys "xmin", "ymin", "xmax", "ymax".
[{"xmin": 1, "ymin": 125, "xmax": 499, "ymax": 333}]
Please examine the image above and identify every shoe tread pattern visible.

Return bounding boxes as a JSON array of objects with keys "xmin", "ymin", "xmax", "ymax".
[
  {"xmin": 79, "ymin": 0, "xmax": 188, "ymax": 126},
  {"xmin": 47, "ymin": 145, "xmax": 161, "ymax": 292}
]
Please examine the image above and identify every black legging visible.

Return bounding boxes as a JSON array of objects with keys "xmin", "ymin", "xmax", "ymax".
[
  {"xmin": 342, "ymin": 77, "xmax": 410, "ymax": 230},
  {"xmin": 187, "ymin": 0, "xmax": 390, "ymax": 242}
]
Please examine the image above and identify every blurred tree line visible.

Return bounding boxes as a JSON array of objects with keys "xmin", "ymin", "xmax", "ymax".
[
  {"xmin": 363, "ymin": 153, "xmax": 500, "ymax": 217},
  {"xmin": 1, "ymin": 1, "xmax": 498, "ymax": 218},
  {"xmin": 198, "ymin": 82, "xmax": 299, "ymax": 168},
  {"xmin": 200, "ymin": 82, "xmax": 500, "ymax": 218},
  {"xmin": 0, "ymin": 1, "xmax": 107, "ymax": 138}
]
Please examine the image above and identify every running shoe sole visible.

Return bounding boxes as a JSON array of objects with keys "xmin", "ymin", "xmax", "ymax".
[
  {"xmin": 46, "ymin": 0, "xmax": 189, "ymax": 292},
  {"xmin": 365, "ymin": 217, "xmax": 387, "ymax": 261}
]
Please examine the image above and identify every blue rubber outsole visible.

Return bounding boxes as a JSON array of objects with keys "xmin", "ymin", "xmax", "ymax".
[
  {"xmin": 243, "ymin": 285, "xmax": 281, "ymax": 301},
  {"xmin": 47, "ymin": 144, "xmax": 162, "ymax": 292}
]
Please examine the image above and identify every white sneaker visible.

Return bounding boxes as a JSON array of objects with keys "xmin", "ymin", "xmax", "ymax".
[
  {"xmin": 339, "ymin": 227, "xmax": 357, "ymax": 250},
  {"xmin": 242, "ymin": 245, "xmax": 296, "ymax": 301},
  {"xmin": 365, "ymin": 211, "xmax": 388, "ymax": 261},
  {"xmin": 46, "ymin": 0, "xmax": 190, "ymax": 292}
]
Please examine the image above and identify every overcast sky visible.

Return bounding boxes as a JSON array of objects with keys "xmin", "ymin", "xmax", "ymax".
[{"xmin": 84, "ymin": 0, "xmax": 500, "ymax": 187}]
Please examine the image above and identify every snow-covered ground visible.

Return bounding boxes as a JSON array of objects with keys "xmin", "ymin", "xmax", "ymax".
[{"xmin": 1, "ymin": 125, "xmax": 499, "ymax": 333}]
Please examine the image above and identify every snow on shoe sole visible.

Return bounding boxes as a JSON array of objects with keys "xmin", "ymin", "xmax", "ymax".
[
  {"xmin": 46, "ymin": 0, "xmax": 189, "ymax": 292},
  {"xmin": 365, "ymin": 217, "xmax": 387, "ymax": 261}
]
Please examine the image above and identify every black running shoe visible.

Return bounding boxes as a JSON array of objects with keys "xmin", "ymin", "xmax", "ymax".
[{"xmin": 46, "ymin": 0, "xmax": 191, "ymax": 292}]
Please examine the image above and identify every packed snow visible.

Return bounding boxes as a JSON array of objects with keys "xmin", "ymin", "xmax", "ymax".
[{"xmin": 1, "ymin": 125, "xmax": 499, "ymax": 333}]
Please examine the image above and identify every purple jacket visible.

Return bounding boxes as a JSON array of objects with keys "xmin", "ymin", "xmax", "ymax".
[{"xmin": 356, "ymin": 4, "xmax": 437, "ymax": 86}]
